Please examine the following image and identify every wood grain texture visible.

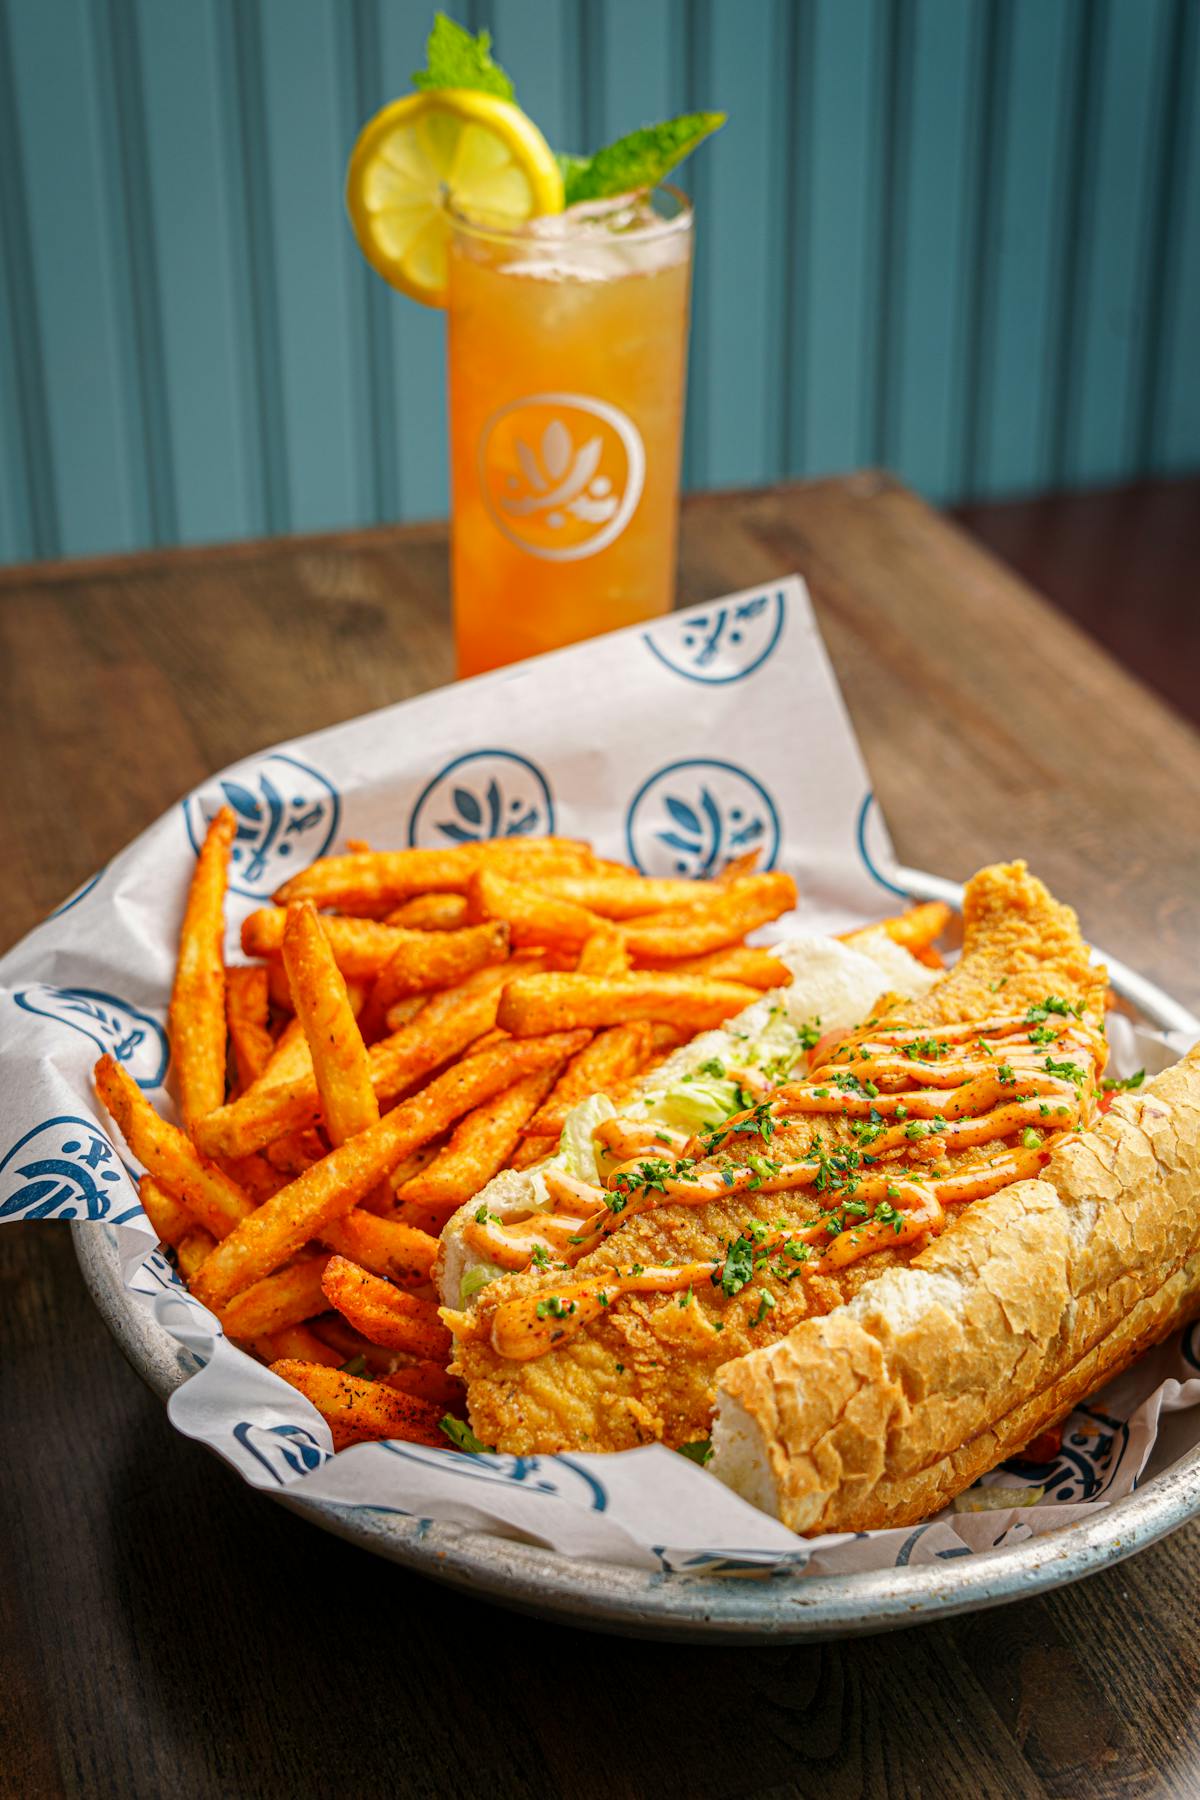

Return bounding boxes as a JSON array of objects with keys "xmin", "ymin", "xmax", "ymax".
[{"xmin": 2, "ymin": 477, "xmax": 1199, "ymax": 1798}]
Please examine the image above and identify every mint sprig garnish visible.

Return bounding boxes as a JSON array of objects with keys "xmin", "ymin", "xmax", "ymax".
[
  {"xmin": 560, "ymin": 113, "xmax": 726, "ymax": 206},
  {"xmin": 411, "ymin": 15, "xmax": 723, "ymax": 205},
  {"xmin": 413, "ymin": 12, "xmax": 515, "ymax": 102}
]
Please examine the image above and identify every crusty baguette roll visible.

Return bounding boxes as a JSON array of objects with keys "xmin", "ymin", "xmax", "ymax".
[{"xmin": 710, "ymin": 1041, "xmax": 1200, "ymax": 1533}]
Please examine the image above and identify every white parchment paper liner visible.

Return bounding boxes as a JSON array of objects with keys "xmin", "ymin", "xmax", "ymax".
[{"xmin": 4, "ymin": 578, "xmax": 1198, "ymax": 1574}]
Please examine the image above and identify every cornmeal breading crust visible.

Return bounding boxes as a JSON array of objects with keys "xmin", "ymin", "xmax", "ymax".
[{"xmin": 450, "ymin": 863, "xmax": 1112, "ymax": 1458}]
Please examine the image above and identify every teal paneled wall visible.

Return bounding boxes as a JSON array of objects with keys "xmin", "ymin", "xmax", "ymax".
[{"xmin": 0, "ymin": 0, "xmax": 1196, "ymax": 564}]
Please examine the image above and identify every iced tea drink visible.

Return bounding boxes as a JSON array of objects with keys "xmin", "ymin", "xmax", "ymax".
[{"xmin": 446, "ymin": 189, "xmax": 693, "ymax": 676}]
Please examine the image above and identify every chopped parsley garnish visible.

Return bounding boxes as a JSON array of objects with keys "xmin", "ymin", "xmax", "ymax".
[
  {"xmin": 535, "ymin": 1295, "xmax": 575, "ymax": 1320},
  {"xmin": 873, "ymin": 1200, "xmax": 904, "ymax": 1233},
  {"xmin": 714, "ymin": 1235, "xmax": 755, "ymax": 1296},
  {"xmin": 697, "ymin": 1057, "xmax": 726, "ymax": 1078},
  {"xmin": 797, "ymin": 1018, "xmax": 822, "ymax": 1051},
  {"xmin": 1021, "ymin": 1127, "xmax": 1043, "ymax": 1149},
  {"xmin": 997, "ymin": 1063, "xmax": 1016, "ymax": 1084},
  {"xmin": 473, "ymin": 1203, "xmax": 498, "ymax": 1224},
  {"xmin": 530, "ymin": 1243, "xmax": 550, "ymax": 1268},
  {"xmin": 746, "ymin": 1152, "xmax": 781, "ymax": 1189},
  {"xmin": 1043, "ymin": 1056, "xmax": 1085, "ymax": 1087},
  {"xmin": 339, "ymin": 1354, "xmax": 368, "ymax": 1378},
  {"xmin": 677, "ymin": 1439, "xmax": 713, "ymax": 1466},
  {"xmin": 753, "ymin": 1289, "xmax": 776, "ymax": 1325},
  {"xmin": 904, "ymin": 1036, "xmax": 946, "ymax": 1061},
  {"xmin": 440, "ymin": 1416, "xmax": 493, "ymax": 1454},
  {"xmin": 904, "ymin": 1121, "xmax": 929, "ymax": 1139},
  {"xmin": 1026, "ymin": 996, "xmax": 1082, "ymax": 1022}
]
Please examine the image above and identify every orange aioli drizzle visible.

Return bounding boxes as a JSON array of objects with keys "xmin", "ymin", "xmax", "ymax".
[{"xmin": 479, "ymin": 1010, "xmax": 1101, "ymax": 1359}]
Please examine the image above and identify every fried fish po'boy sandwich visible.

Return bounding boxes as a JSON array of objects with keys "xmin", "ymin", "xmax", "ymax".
[
  {"xmin": 441, "ymin": 863, "xmax": 1124, "ymax": 1467},
  {"xmin": 710, "ymin": 1038, "xmax": 1200, "ymax": 1530}
]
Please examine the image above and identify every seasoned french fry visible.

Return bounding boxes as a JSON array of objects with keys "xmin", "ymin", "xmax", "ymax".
[
  {"xmin": 508, "ymin": 1133, "xmax": 557, "ymax": 1171},
  {"xmin": 530, "ymin": 873, "xmax": 724, "ymax": 918},
  {"xmin": 322, "ymin": 1207, "xmax": 439, "ymax": 1284},
  {"xmin": 266, "ymin": 962, "xmax": 296, "ymax": 1013},
  {"xmin": 914, "ymin": 945, "xmax": 945, "ymax": 970},
  {"xmin": 273, "ymin": 838, "xmax": 598, "ymax": 911},
  {"xmin": 575, "ymin": 929, "xmax": 630, "ymax": 976},
  {"xmin": 190, "ymin": 1031, "xmax": 588, "ymax": 1307},
  {"xmin": 383, "ymin": 1362, "xmax": 465, "ymax": 1409},
  {"xmin": 321, "ymin": 1256, "xmax": 452, "ymax": 1359},
  {"xmin": 840, "ymin": 900, "xmax": 952, "ymax": 955},
  {"xmin": 396, "ymin": 1066, "xmax": 561, "ymax": 1225},
  {"xmin": 138, "ymin": 1173, "xmax": 194, "ymax": 1247},
  {"xmin": 717, "ymin": 850, "xmax": 761, "ymax": 883},
  {"xmin": 380, "ymin": 994, "xmax": 429, "ymax": 1033},
  {"xmin": 618, "ymin": 872, "xmax": 798, "ymax": 960},
  {"xmin": 368, "ymin": 962, "xmax": 522, "ymax": 1106},
  {"xmin": 357, "ymin": 918, "xmax": 510, "ymax": 1042},
  {"xmin": 219, "ymin": 1150, "xmax": 287, "ymax": 1201},
  {"xmin": 634, "ymin": 945, "xmax": 793, "ymax": 989},
  {"xmin": 386, "ymin": 892, "xmax": 470, "ymax": 931},
  {"xmin": 269, "ymin": 1360, "xmax": 445, "ymax": 1449},
  {"xmin": 221, "ymin": 1251, "xmax": 332, "ymax": 1339},
  {"xmin": 265, "ymin": 1129, "xmax": 326, "ymax": 1176},
  {"xmin": 497, "ymin": 972, "xmax": 761, "ymax": 1037},
  {"xmin": 96, "ymin": 1055, "xmax": 253, "ymax": 1238},
  {"xmin": 258, "ymin": 1015, "xmax": 315, "ymax": 1084},
  {"xmin": 168, "ymin": 804, "xmax": 235, "ymax": 1128},
  {"xmin": 176, "ymin": 1227, "xmax": 217, "ymax": 1283},
  {"xmin": 250, "ymin": 1325, "xmax": 345, "ymax": 1367},
  {"xmin": 307, "ymin": 1313, "xmax": 398, "ymax": 1374},
  {"xmin": 468, "ymin": 867, "xmax": 604, "ymax": 949},
  {"xmin": 194, "ymin": 962, "xmax": 506, "ymax": 1161},
  {"xmin": 225, "ymin": 966, "xmax": 273, "ymax": 1092},
  {"xmin": 283, "ymin": 900, "xmax": 380, "ymax": 1146},
  {"xmin": 521, "ymin": 1022, "xmax": 654, "ymax": 1138},
  {"xmin": 245, "ymin": 909, "xmax": 456, "ymax": 980}
]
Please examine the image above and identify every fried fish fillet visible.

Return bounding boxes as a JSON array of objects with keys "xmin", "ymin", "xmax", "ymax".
[{"xmin": 447, "ymin": 863, "xmax": 1108, "ymax": 1455}]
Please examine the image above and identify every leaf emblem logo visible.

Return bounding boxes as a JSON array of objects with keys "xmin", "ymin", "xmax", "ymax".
[
  {"xmin": 13, "ymin": 986, "xmax": 169, "ymax": 1088},
  {"xmin": 625, "ymin": 759, "xmax": 781, "ymax": 879},
  {"xmin": 0, "ymin": 1116, "xmax": 132, "ymax": 1221},
  {"xmin": 184, "ymin": 753, "xmax": 340, "ymax": 899},
  {"xmin": 479, "ymin": 393, "xmax": 645, "ymax": 562},
  {"xmin": 643, "ymin": 590, "xmax": 787, "ymax": 685},
  {"xmin": 408, "ymin": 750, "xmax": 555, "ymax": 849}
]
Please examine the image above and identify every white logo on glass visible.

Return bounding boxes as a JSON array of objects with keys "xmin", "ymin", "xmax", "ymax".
[{"xmin": 478, "ymin": 392, "xmax": 646, "ymax": 562}]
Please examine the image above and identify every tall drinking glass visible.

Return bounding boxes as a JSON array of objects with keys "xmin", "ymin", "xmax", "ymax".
[{"xmin": 445, "ymin": 188, "xmax": 693, "ymax": 677}]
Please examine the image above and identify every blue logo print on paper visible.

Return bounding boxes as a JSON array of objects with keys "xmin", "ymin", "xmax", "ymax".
[
  {"xmin": 625, "ymin": 759, "xmax": 780, "ymax": 878},
  {"xmin": 643, "ymin": 589, "xmax": 786, "ymax": 684},
  {"xmin": 233, "ymin": 1421, "xmax": 332, "ymax": 1485},
  {"xmin": 13, "ymin": 986, "xmax": 168, "ymax": 1088},
  {"xmin": 1000, "ymin": 1405, "xmax": 1131, "ymax": 1503},
  {"xmin": 48, "ymin": 868, "xmax": 105, "ymax": 918},
  {"xmin": 184, "ymin": 752, "xmax": 340, "ymax": 900},
  {"xmin": 408, "ymin": 750, "xmax": 555, "ymax": 847},
  {"xmin": 375, "ymin": 1441, "xmax": 607, "ymax": 1511},
  {"xmin": 856, "ymin": 792, "xmax": 909, "ymax": 899},
  {"xmin": 0, "ymin": 1116, "xmax": 132, "ymax": 1221}
]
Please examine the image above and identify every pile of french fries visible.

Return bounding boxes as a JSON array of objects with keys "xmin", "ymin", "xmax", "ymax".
[{"xmin": 93, "ymin": 811, "xmax": 950, "ymax": 1453}]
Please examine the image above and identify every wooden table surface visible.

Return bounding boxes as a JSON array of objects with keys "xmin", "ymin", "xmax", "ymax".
[{"xmin": 3, "ymin": 475, "xmax": 1199, "ymax": 1800}]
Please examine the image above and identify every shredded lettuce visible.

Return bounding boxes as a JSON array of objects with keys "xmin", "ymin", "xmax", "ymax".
[
  {"xmin": 557, "ymin": 1092, "xmax": 617, "ymax": 1182},
  {"xmin": 650, "ymin": 1072, "xmax": 744, "ymax": 1135},
  {"xmin": 460, "ymin": 1262, "xmax": 500, "ymax": 1303}
]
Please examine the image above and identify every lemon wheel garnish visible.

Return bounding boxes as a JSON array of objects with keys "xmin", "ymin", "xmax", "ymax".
[{"xmin": 346, "ymin": 89, "xmax": 564, "ymax": 308}]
